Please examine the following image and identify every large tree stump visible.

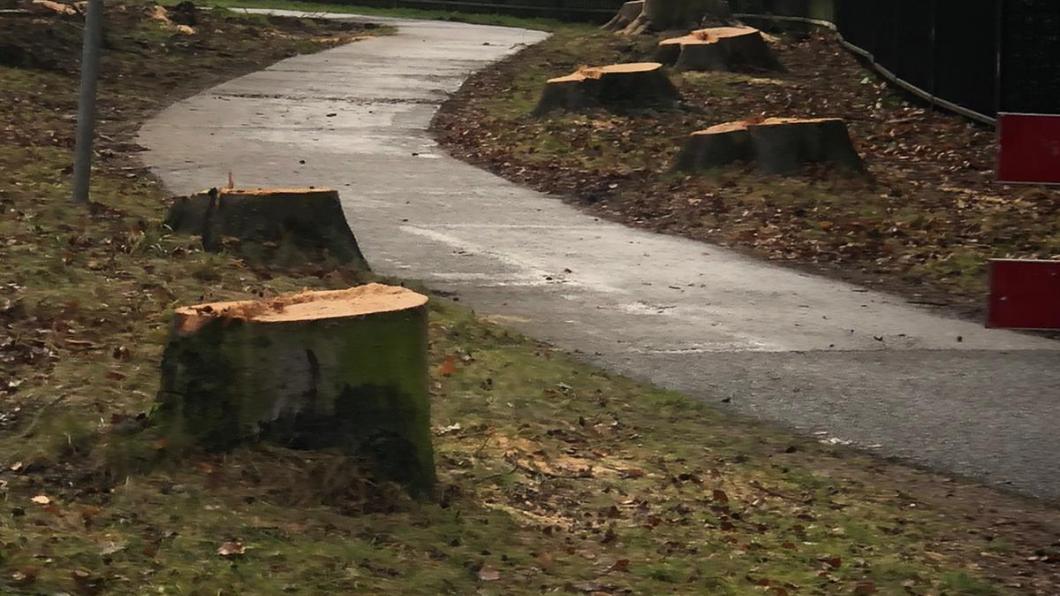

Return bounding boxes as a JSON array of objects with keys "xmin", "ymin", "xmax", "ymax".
[
  {"xmin": 165, "ymin": 187, "xmax": 368, "ymax": 269},
  {"xmin": 604, "ymin": 0, "xmax": 732, "ymax": 35},
  {"xmin": 675, "ymin": 117, "xmax": 863, "ymax": 175},
  {"xmin": 533, "ymin": 63, "xmax": 678, "ymax": 115},
  {"xmin": 656, "ymin": 26, "xmax": 782, "ymax": 72},
  {"xmin": 154, "ymin": 283, "xmax": 435, "ymax": 496}
]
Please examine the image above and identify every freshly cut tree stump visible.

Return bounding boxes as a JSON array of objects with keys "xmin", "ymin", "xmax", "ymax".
[
  {"xmin": 675, "ymin": 117, "xmax": 863, "ymax": 175},
  {"xmin": 602, "ymin": 0, "xmax": 644, "ymax": 32},
  {"xmin": 656, "ymin": 26, "xmax": 782, "ymax": 71},
  {"xmin": 165, "ymin": 187, "xmax": 368, "ymax": 268},
  {"xmin": 533, "ymin": 63, "xmax": 678, "ymax": 115},
  {"xmin": 604, "ymin": 0, "xmax": 732, "ymax": 35},
  {"xmin": 154, "ymin": 283, "xmax": 435, "ymax": 496}
]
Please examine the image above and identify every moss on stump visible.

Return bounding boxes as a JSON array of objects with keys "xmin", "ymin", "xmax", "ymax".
[
  {"xmin": 656, "ymin": 26, "xmax": 782, "ymax": 72},
  {"xmin": 675, "ymin": 117, "xmax": 863, "ymax": 175},
  {"xmin": 154, "ymin": 283, "xmax": 435, "ymax": 497},
  {"xmin": 533, "ymin": 63, "xmax": 679, "ymax": 115},
  {"xmin": 165, "ymin": 187, "xmax": 369, "ymax": 269}
]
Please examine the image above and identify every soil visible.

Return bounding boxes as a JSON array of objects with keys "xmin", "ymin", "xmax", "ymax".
[{"xmin": 432, "ymin": 27, "xmax": 1060, "ymax": 320}]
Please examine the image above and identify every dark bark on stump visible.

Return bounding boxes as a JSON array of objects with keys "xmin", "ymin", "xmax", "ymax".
[
  {"xmin": 166, "ymin": 187, "xmax": 369, "ymax": 269},
  {"xmin": 154, "ymin": 284, "xmax": 436, "ymax": 497},
  {"xmin": 533, "ymin": 63, "xmax": 679, "ymax": 115},
  {"xmin": 676, "ymin": 117, "xmax": 863, "ymax": 175}
]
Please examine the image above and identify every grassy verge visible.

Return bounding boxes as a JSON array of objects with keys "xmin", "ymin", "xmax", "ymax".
[
  {"xmin": 1, "ymin": 3, "xmax": 1058, "ymax": 594},
  {"xmin": 184, "ymin": 0, "xmax": 574, "ymax": 31},
  {"xmin": 433, "ymin": 27, "xmax": 1060, "ymax": 317}
]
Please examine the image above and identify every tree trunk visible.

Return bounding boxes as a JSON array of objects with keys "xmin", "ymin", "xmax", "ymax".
[
  {"xmin": 534, "ymin": 63, "xmax": 679, "ymax": 115},
  {"xmin": 166, "ymin": 187, "xmax": 369, "ymax": 269},
  {"xmin": 154, "ymin": 283, "xmax": 436, "ymax": 497},
  {"xmin": 606, "ymin": 0, "xmax": 732, "ymax": 35},
  {"xmin": 676, "ymin": 117, "xmax": 864, "ymax": 175},
  {"xmin": 657, "ymin": 26, "xmax": 782, "ymax": 72},
  {"xmin": 602, "ymin": 0, "xmax": 644, "ymax": 32}
]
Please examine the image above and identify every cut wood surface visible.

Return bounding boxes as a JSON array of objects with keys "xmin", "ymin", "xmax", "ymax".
[
  {"xmin": 534, "ymin": 62, "xmax": 678, "ymax": 115},
  {"xmin": 155, "ymin": 283, "xmax": 436, "ymax": 496},
  {"xmin": 166, "ymin": 187, "xmax": 369, "ymax": 268},
  {"xmin": 657, "ymin": 26, "xmax": 781, "ymax": 71},
  {"xmin": 676, "ymin": 117, "xmax": 863, "ymax": 174}
]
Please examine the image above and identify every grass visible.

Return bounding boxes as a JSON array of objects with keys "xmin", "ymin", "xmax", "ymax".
[{"xmin": 1, "ymin": 3, "xmax": 1058, "ymax": 594}]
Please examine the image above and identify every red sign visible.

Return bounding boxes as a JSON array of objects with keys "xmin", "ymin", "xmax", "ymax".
[
  {"xmin": 987, "ymin": 259, "xmax": 1060, "ymax": 329},
  {"xmin": 997, "ymin": 113, "xmax": 1060, "ymax": 184}
]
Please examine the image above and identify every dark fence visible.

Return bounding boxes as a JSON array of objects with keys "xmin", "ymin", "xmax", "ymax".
[
  {"xmin": 328, "ymin": 0, "xmax": 621, "ymax": 22},
  {"xmin": 733, "ymin": 0, "xmax": 1060, "ymax": 123}
]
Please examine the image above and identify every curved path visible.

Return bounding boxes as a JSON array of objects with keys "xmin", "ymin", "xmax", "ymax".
[{"xmin": 140, "ymin": 12, "xmax": 1060, "ymax": 501}]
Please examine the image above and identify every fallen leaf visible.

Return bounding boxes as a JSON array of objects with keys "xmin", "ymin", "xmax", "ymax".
[
  {"xmin": 217, "ymin": 541, "xmax": 245, "ymax": 557},
  {"xmin": 30, "ymin": 494, "xmax": 51, "ymax": 505},
  {"xmin": 438, "ymin": 355, "xmax": 457, "ymax": 377},
  {"xmin": 607, "ymin": 559, "xmax": 630, "ymax": 573},
  {"xmin": 478, "ymin": 565, "xmax": 501, "ymax": 581}
]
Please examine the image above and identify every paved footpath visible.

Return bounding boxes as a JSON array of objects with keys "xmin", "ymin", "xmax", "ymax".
[{"xmin": 140, "ymin": 11, "xmax": 1060, "ymax": 501}]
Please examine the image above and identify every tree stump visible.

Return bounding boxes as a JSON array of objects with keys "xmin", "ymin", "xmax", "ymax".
[
  {"xmin": 533, "ymin": 63, "xmax": 679, "ymax": 115},
  {"xmin": 604, "ymin": 0, "xmax": 732, "ymax": 35},
  {"xmin": 165, "ymin": 187, "xmax": 369, "ymax": 269},
  {"xmin": 675, "ymin": 117, "xmax": 863, "ymax": 175},
  {"xmin": 656, "ymin": 26, "xmax": 782, "ymax": 71},
  {"xmin": 154, "ymin": 283, "xmax": 436, "ymax": 496}
]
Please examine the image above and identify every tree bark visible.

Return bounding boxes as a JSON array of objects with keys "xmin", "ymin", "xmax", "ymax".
[
  {"xmin": 166, "ymin": 187, "xmax": 369, "ymax": 269},
  {"xmin": 602, "ymin": 0, "xmax": 644, "ymax": 32},
  {"xmin": 534, "ymin": 63, "xmax": 679, "ymax": 115},
  {"xmin": 605, "ymin": 0, "xmax": 732, "ymax": 35},
  {"xmin": 154, "ymin": 283, "xmax": 436, "ymax": 497},
  {"xmin": 657, "ymin": 26, "xmax": 782, "ymax": 72},
  {"xmin": 676, "ymin": 117, "xmax": 864, "ymax": 175}
]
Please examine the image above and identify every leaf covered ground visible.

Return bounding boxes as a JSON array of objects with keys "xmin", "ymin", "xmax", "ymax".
[
  {"xmin": 432, "ymin": 26, "xmax": 1060, "ymax": 318},
  {"xmin": 1, "ymin": 4, "xmax": 1059, "ymax": 594}
]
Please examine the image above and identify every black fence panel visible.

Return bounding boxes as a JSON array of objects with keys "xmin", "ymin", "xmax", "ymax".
[
  {"xmin": 733, "ymin": 0, "xmax": 1056, "ymax": 121},
  {"xmin": 894, "ymin": 0, "xmax": 933, "ymax": 94},
  {"xmin": 1001, "ymin": 0, "xmax": 1060, "ymax": 113},
  {"xmin": 933, "ymin": 0, "xmax": 998, "ymax": 118}
]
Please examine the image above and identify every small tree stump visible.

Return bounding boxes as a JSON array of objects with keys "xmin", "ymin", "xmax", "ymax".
[
  {"xmin": 154, "ymin": 283, "xmax": 435, "ymax": 496},
  {"xmin": 166, "ymin": 187, "xmax": 368, "ymax": 268},
  {"xmin": 656, "ymin": 26, "xmax": 782, "ymax": 71},
  {"xmin": 675, "ymin": 117, "xmax": 863, "ymax": 174},
  {"xmin": 533, "ymin": 63, "xmax": 678, "ymax": 115}
]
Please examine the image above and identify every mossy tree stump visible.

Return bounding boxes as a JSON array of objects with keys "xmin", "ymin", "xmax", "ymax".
[
  {"xmin": 656, "ymin": 26, "xmax": 782, "ymax": 72},
  {"xmin": 166, "ymin": 187, "xmax": 369, "ymax": 269},
  {"xmin": 154, "ymin": 283, "xmax": 435, "ymax": 496},
  {"xmin": 675, "ymin": 117, "xmax": 863, "ymax": 175},
  {"xmin": 533, "ymin": 63, "xmax": 679, "ymax": 115}
]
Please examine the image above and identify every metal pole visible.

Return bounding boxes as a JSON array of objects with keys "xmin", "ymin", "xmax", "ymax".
[{"xmin": 71, "ymin": 0, "xmax": 103, "ymax": 204}]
